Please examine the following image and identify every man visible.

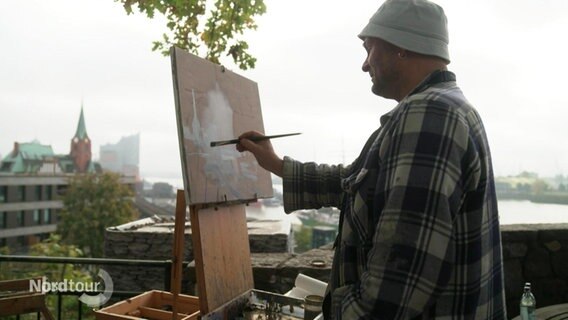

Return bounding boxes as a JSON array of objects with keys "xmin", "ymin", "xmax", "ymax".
[{"xmin": 237, "ymin": 0, "xmax": 507, "ymax": 318}]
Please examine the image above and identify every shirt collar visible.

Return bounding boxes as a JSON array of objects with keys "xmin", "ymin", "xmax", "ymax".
[
  {"xmin": 407, "ymin": 69, "xmax": 456, "ymax": 97},
  {"xmin": 379, "ymin": 70, "xmax": 456, "ymax": 126}
]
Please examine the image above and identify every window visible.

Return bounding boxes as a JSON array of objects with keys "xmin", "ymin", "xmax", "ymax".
[
  {"xmin": 0, "ymin": 212, "xmax": 6, "ymax": 228},
  {"xmin": 46, "ymin": 185, "xmax": 53, "ymax": 200},
  {"xmin": 35, "ymin": 185, "xmax": 42, "ymax": 201},
  {"xmin": 43, "ymin": 209, "xmax": 51, "ymax": 224},
  {"xmin": 17, "ymin": 211, "xmax": 25, "ymax": 227},
  {"xmin": 0, "ymin": 162, "xmax": 12, "ymax": 172},
  {"xmin": 56, "ymin": 185, "xmax": 67, "ymax": 197},
  {"xmin": 0, "ymin": 186, "xmax": 6, "ymax": 203},
  {"xmin": 0, "ymin": 238, "xmax": 6, "ymax": 248},
  {"xmin": 33, "ymin": 210, "xmax": 41, "ymax": 224},
  {"xmin": 17, "ymin": 186, "xmax": 25, "ymax": 202}
]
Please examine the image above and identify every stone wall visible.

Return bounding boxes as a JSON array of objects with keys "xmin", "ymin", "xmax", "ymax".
[
  {"xmin": 105, "ymin": 219, "xmax": 568, "ymax": 318},
  {"xmin": 501, "ymin": 224, "xmax": 568, "ymax": 318},
  {"xmin": 103, "ymin": 216, "xmax": 291, "ymax": 294},
  {"xmin": 186, "ymin": 245, "xmax": 334, "ymax": 295},
  {"xmin": 104, "ymin": 217, "xmax": 185, "ymax": 259},
  {"xmin": 194, "ymin": 224, "xmax": 568, "ymax": 318},
  {"xmin": 104, "ymin": 221, "xmax": 195, "ymax": 293}
]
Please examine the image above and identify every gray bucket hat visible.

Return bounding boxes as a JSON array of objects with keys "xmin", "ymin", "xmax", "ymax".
[{"xmin": 358, "ymin": 0, "xmax": 450, "ymax": 62}]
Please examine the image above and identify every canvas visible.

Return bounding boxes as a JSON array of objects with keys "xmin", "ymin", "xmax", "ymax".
[{"xmin": 170, "ymin": 47, "xmax": 273, "ymax": 205}]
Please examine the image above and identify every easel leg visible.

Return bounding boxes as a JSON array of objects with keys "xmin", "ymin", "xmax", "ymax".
[
  {"xmin": 171, "ymin": 190, "xmax": 187, "ymax": 319},
  {"xmin": 189, "ymin": 204, "xmax": 208, "ymax": 314}
]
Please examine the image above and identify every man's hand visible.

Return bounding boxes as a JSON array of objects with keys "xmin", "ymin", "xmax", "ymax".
[{"xmin": 236, "ymin": 130, "xmax": 284, "ymax": 177}]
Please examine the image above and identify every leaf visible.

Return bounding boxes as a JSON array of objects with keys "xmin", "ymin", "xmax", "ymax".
[{"xmin": 114, "ymin": 0, "xmax": 266, "ymax": 69}]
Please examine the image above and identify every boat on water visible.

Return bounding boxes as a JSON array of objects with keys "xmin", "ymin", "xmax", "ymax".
[
  {"xmin": 295, "ymin": 207, "xmax": 340, "ymax": 228},
  {"xmin": 260, "ymin": 197, "xmax": 282, "ymax": 207}
]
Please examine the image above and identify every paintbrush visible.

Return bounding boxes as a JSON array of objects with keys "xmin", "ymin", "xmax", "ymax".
[{"xmin": 210, "ymin": 132, "xmax": 301, "ymax": 147}]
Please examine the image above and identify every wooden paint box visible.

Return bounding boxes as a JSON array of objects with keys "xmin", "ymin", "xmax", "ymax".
[{"xmin": 95, "ymin": 290, "xmax": 199, "ymax": 320}]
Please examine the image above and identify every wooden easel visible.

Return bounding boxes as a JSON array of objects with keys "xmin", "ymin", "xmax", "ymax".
[
  {"xmin": 97, "ymin": 187, "xmax": 253, "ymax": 319},
  {"xmin": 175, "ymin": 191, "xmax": 255, "ymax": 315},
  {"xmin": 190, "ymin": 203, "xmax": 254, "ymax": 314},
  {"xmin": 170, "ymin": 190, "xmax": 188, "ymax": 318}
]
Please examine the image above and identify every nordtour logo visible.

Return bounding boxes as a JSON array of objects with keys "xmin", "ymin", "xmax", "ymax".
[{"xmin": 29, "ymin": 269, "xmax": 113, "ymax": 307}]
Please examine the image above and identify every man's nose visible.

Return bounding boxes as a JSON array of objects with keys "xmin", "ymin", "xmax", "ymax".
[
  {"xmin": 361, "ymin": 59, "xmax": 369, "ymax": 72},
  {"xmin": 362, "ymin": 58, "xmax": 370, "ymax": 72}
]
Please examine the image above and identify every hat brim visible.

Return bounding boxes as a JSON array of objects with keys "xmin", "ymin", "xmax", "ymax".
[{"xmin": 359, "ymin": 23, "xmax": 450, "ymax": 62}]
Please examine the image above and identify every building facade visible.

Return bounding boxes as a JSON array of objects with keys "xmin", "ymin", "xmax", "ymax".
[
  {"xmin": 0, "ymin": 175, "xmax": 64, "ymax": 250},
  {"xmin": 0, "ymin": 106, "xmax": 135, "ymax": 252},
  {"xmin": 99, "ymin": 133, "xmax": 140, "ymax": 179}
]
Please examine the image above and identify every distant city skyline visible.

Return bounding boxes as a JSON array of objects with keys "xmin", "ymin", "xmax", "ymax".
[
  {"xmin": 1, "ymin": 0, "xmax": 567, "ymax": 180},
  {"xmin": 99, "ymin": 133, "xmax": 140, "ymax": 178}
]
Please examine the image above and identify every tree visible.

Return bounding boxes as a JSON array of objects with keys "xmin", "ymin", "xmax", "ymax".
[
  {"xmin": 532, "ymin": 179, "xmax": 549, "ymax": 195},
  {"xmin": 294, "ymin": 226, "xmax": 313, "ymax": 254},
  {"xmin": 116, "ymin": 0, "xmax": 267, "ymax": 70},
  {"xmin": 152, "ymin": 182, "xmax": 175, "ymax": 198},
  {"xmin": 28, "ymin": 234, "xmax": 86, "ymax": 282},
  {"xmin": 58, "ymin": 172, "xmax": 138, "ymax": 257}
]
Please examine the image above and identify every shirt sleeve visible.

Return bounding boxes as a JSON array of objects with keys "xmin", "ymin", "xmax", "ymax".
[
  {"xmin": 281, "ymin": 156, "xmax": 350, "ymax": 213},
  {"xmin": 332, "ymin": 103, "xmax": 475, "ymax": 319}
]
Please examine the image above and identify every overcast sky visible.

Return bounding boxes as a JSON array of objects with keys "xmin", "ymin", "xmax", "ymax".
[{"xmin": 1, "ymin": 0, "xmax": 567, "ymax": 184}]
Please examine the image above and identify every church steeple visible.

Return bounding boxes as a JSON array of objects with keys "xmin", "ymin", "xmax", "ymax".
[
  {"xmin": 74, "ymin": 106, "xmax": 89, "ymax": 140},
  {"xmin": 70, "ymin": 105, "xmax": 92, "ymax": 173}
]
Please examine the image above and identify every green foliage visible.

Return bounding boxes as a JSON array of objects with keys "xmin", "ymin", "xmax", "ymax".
[
  {"xmin": 0, "ymin": 246, "xmax": 13, "ymax": 281},
  {"xmin": 294, "ymin": 226, "xmax": 313, "ymax": 254},
  {"xmin": 117, "ymin": 0, "xmax": 266, "ymax": 70},
  {"xmin": 30, "ymin": 235, "xmax": 95, "ymax": 319},
  {"xmin": 0, "ymin": 235, "xmax": 95, "ymax": 319},
  {"xmin": 0, "ymin": 234, "xmax": 88, "ymax": 281},
  {"xmin": 58, "ymin": 172, "xmax": 138, "ymax": 257},
  {"xmin": 28, "ymin": 234, "xmax": 86, "ymax": 281},
  {"xmin": 531, "ymin": 179, "xmax": 549, "ymax": 194}
]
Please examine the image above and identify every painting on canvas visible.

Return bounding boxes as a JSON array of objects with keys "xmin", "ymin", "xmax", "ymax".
[{"xmin": 170, "ymin": 47, "xmax": 273, "ymax": 205}]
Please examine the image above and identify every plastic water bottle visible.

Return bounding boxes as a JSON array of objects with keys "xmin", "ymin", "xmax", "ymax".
[{"xmin": 520, "ymin": 282, "xmax": 536, "ymax": 320}]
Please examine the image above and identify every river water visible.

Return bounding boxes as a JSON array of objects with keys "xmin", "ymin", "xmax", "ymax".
[
  {"xmin": 247, "ymin": 200, "xmax": 568, "ymax": 226},
  {"xmin": 143, "ymin": 177, "xmax": 568, "ymax": 225},
  {"xmin": 497, "ymin": 200, "xmax": 568, "ymax": 225}
]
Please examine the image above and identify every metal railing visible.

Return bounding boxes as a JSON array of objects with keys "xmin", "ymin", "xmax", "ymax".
[{"xmin": 0, "ymin": 255, "xmax": 190, "ymax": 319}]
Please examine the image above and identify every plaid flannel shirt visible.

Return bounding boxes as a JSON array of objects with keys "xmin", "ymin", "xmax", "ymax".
[{"xmin": 282, "ymin": 71, "xmax": 506, "ymax": 319}]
